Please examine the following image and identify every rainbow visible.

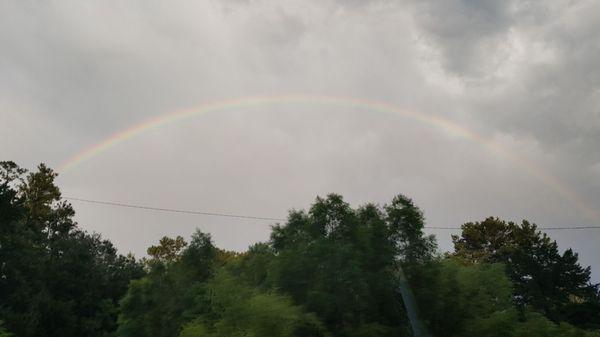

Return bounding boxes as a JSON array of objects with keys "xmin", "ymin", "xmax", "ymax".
[{"xmin": 57, "ymin": 94, "xmax": 599, "ymax": 221}]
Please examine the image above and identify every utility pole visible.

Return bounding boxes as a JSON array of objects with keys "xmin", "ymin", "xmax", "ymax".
[{"xmin": 397, "ymin": 264, "xmax": 427, "ymax": 337}]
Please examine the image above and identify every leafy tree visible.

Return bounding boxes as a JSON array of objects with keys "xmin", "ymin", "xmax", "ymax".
[
  {"xmin": 412, "ymin": 258, "xmax": 600, "ymax": 337},
  {"xmin": 225, "ymin": 242, "xmax": 275, "ymax": 290},
  {"xmin": 452, "ymin": 217, "xmax": 600, "ymax": 328},
  {"xmin": 267, "ymin": 194, "xmax": 436, "ymax": 336},
  {"xmin": 178, "ymin": 270, "xmax": 327, "ymax": 337},
  {"xmin": 147, "ymin": 236, "xmax": 188, "ymax": 263},
  {"xmin": 411, "ymin": 258, "xmax": 515, "ymax": 337},
  {"xmin": 117, "ymin": 231, "xmax": 220, "ymax": 337},
  {"xmin": 0, "ymin": 162, "xmax": 144, "ymax": 337},
  {"xmin": 384, "ymin": 195, "xmax": 436, "ymax": 264},
  {"xmin": 6, "ymin": 162, "xmax": 599, "ymax": 337}
]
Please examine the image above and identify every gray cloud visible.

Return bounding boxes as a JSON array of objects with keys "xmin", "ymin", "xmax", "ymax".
[
  {"xmin": 409, "ymin": 0, "xmax": 515, "ymax": 77},
  {"xmin": 1, "ymin": 0, "xmax": 598, "ymax": 279},
  {"xmin": 409, "ymin": 0, "xmax": 600, "ymax": 165}
]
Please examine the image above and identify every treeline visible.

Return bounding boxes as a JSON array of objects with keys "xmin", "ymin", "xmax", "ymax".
[
  {"xmin": 0, "ymin": 162, "xmax": 144, "ymax": 337},
  {"xmin": 1, "ymin": 162, "xmax": 599, "ymax": 337}
]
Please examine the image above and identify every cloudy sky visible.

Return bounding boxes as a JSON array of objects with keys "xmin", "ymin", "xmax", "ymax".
[{"xmin": 1, "ymin": 0, "xmax": 599, "ymax": 279}]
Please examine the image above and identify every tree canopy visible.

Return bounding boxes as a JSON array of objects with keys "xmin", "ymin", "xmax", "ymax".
[
  {"xmin": 1, "ymin": 161, "xmax": 599, "ymax": 337},
  {"xmin": 0, "ymin": 162, "xmax": 144, "ymax": 337},
  {"xmin": 452, "ymin": 217, "xmax": 600, "ymax": 328}
]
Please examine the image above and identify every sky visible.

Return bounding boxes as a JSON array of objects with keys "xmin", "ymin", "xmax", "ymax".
[{"xmin": 1, "ymin": 0, "xmax": 599, "ymax": 279}]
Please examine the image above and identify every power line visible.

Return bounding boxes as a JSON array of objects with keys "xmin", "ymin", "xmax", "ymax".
[
  {"xmin": 532, "ymin": 226, "xmax": 600, "ymax": 230},
  {"xmin": 64, "ymin": 197, "xmax": 285, "ymax": 221},
  {"xmin": 424, "ymin": 226, "xmax": 600, "ymax": 230},
  {"xmin": 63, "ymin": 196, "xmax": 600, "ymax": 231}
]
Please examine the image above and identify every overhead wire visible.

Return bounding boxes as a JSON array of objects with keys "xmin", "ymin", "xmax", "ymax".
[{"xmin": 63, "ymin": 196, "xmax": 600, "ymax": 231}]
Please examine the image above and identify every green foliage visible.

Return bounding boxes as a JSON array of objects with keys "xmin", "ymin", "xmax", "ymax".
[
  {"xmin": 510, "ymin": 312, "xmax": 599, "ymax": 337},
  {"xmin": 385, "ymin": 195, "xmax": 437, "ymax": 263},
  {"xmin": 0, "ymin": 162, "xmax": 144, "ymax": 337},
  {"xmin": 413, "ymin": 258, "xmax": 600, "ymax": 337},
  {"xmin": 178, "ymin": 271, "xmax": 326, "ymax": 337},
  {"xmin": 452, "ymin": 217, "xmax": 600, "ymax": 328},
  {"xmin": 0, "ymin": 321, "xmax": 12, "ymax": 337},
  {"xmin": 462, "ymin": 310, "xmax": 518, "ymax": 337},
  {"xmin": 118, "ymin": 242, "xmax": 326, "ymax": 337},
  {"xmin": 3, "ymin": 161, "xmax": 600, "ymax": 337},
  {"xmin": 266, "ymin": 194, "xmax": 436, "ymax": 336},
  {"xmin": 223, "ymin": 242, "xmax": 275, "ymax": 290},
  {"xmin": 412, "ymin": 259, "xmax": 515, "ymax": 336},
  {"xmin": 116, "ymin": 194, "xmax": 436, "ymax": 337},
  {"xmin": 147, "ymin": 236, "xmax": 188, "ymax": 263},
  {"xmin": 117, "ymin": 230, "xmax": 220, "ymax": 337}
]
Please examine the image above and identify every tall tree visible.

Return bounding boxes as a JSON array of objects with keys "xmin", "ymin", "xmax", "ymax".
[
  {"xmin": 385, "ymin": 195, "xmax": 436, "ymax": 264},
  {"xmin": 452, "ymin": 217, "xmax": 600, "ymax": 328},
  {"xmin": 0, "ymin": 162, "xmax": 144, "ymax": 337},
  {"xmin": 267, "ymin": 194, "xmax": 436, "ymax": 337},
  {"xmin": 117, "ymin": 231, "xmax": 220, "ymax": 337}
]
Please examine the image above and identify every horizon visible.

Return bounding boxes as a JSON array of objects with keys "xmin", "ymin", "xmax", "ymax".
[{"xmin": 2, "ymin": 1, "xmax": 599, "ymax": 281}]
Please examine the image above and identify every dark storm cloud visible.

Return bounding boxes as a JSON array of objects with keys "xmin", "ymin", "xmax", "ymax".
[{"xmin": 409, "ymin": 0, "xmax": 600, "ymax": 166}]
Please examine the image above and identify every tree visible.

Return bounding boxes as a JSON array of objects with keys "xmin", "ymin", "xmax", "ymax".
[
  {"xmin": 410, "ymin": 258, "xmax": 515, "ymax": 337},
  {"xmin": 411, "ymin": 257, "xmax": 600, "ymax": 337},
  {"xmin": 267, "ymin": 194, "xmax": 436, "ymax": 336},
  {"xmin": 384, "ymin": 195, "xmax": 436, "ymax": 264},
  {"xmin": 147, "ymin": 236, "xmax": 188, "ymax": 263},
  {"xmin": 178, "ymin": 270, "xmax": 327, "ymax": 337},
  {"xmin": 117, "ymin": 231, "xmax": 220, "ymax": 337},
  {"xmin": 452, "ymin": 217, "xmax": 600, "ymax": 328},
  {"xmin": 0, "ymin": 162, "xmax": 144, "ymax": 337},
  {"xmin": 114, "ymin": 194, "xmax": 600, "ymax": 337}
]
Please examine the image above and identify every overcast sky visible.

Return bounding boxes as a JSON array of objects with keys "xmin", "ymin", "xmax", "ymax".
[{"xmin": 1, "ymin": 0, "xmax": 599, "ymax": 279}]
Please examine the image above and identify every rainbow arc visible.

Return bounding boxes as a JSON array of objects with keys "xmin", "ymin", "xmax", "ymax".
[{"xmin": 57, "ymin": 94, "xmax": 599, "ymax": 221}]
